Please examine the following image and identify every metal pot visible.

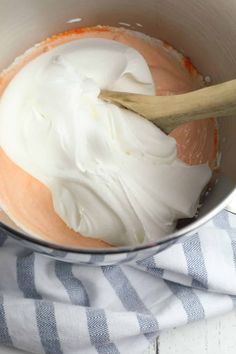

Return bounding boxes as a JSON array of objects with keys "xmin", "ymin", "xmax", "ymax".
[{"xmin": 0, "ymin": 0, "xmax": 235, "ymax": 265}]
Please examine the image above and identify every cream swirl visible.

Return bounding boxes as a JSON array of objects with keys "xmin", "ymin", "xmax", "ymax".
[{"xmin": 0, "ymin": 38, "xmax": 211, "ymax": 245}]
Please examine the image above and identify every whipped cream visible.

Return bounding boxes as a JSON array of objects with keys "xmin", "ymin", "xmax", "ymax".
[{"xmin": 0, "ymin": 38, "xmax": 211, "ymax": 246}]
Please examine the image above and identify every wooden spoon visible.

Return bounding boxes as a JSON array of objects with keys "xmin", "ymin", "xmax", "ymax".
[{"xmin": 99, "ymin": 79, "xmax": 236, "ymax": 133}]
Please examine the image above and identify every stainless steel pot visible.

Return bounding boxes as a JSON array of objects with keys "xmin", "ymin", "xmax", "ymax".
[{"xmin": 0, "ymin": 0, "xmax": 235, "ymax": 265}]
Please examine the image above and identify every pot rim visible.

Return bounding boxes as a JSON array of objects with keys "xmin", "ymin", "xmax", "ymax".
[{"xmin": 1, "ymin": 187, "xmax": 235, "ymax": 255}]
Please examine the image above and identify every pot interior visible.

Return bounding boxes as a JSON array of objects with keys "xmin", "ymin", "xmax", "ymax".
[{"xmin": 0, "ymin": 0, "xmax": 235, "ymax": 247}]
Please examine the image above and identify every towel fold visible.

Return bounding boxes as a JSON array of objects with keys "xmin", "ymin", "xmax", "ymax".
[{"xmin": 0, "ymin": 210, "xmax": 236, "ymax": 354}]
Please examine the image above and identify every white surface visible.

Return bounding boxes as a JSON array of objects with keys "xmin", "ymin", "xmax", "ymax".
[
  {"xmin": 159, "ymin": 311, "xmax": 236, "ymax": 354},
  {"xmin": 1, "ymin": 311, "xmax": 236, "ymax": 353}
]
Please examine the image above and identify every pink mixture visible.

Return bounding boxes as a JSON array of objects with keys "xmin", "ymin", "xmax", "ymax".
[{"xmin": 0, "ymin": 26, "xmax": 218, "ymax": 248}]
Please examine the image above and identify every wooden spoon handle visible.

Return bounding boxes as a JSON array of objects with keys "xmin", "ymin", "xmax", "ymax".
[{"xmin": 100, "ymin": 79, "xmax": 236, "ymax": 133}]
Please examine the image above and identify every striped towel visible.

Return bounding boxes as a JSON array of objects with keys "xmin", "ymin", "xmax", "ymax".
[{"xmin": 0, "ymin": 210, "xmax": 236, "ymax": 354}]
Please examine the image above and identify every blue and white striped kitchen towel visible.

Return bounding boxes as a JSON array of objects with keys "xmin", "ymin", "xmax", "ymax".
[{"xmin": 0, "ymin": 210, "xmax": 236, "ymax": 354}]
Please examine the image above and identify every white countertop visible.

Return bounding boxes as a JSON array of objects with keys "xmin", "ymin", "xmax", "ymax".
[{"xmin": 158, "ymin": 310, "xmax": 236, "ymax": 354}]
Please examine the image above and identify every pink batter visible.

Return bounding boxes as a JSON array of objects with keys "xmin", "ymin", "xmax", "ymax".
[{"xmin": 0, "ymin": 26, "xmax": 218, "ymax": 248}]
